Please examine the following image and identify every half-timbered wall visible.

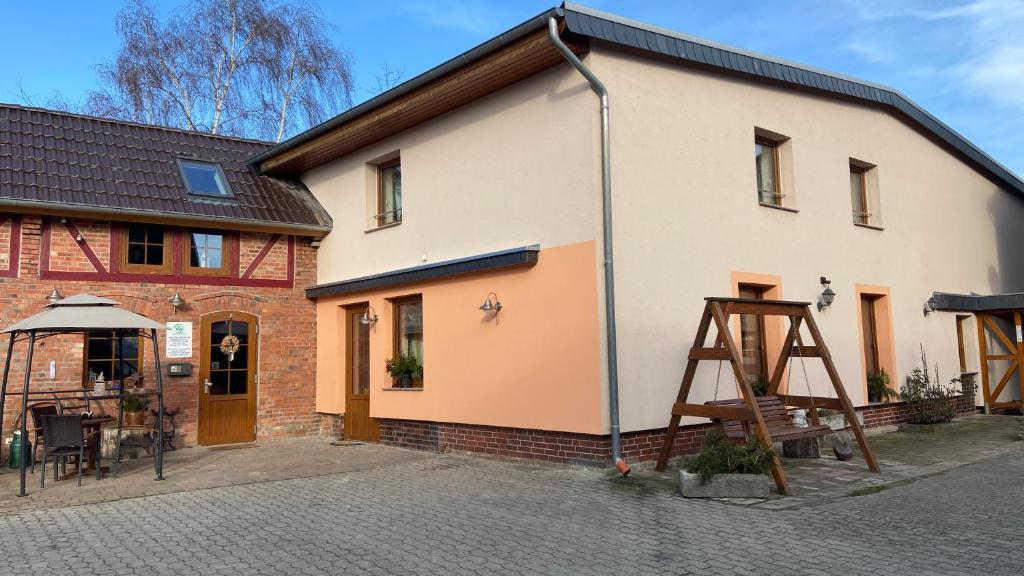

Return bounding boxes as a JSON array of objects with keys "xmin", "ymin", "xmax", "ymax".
[{"xmin": 0, "ymin": 215, "xmax": 318, "ymax": 447}]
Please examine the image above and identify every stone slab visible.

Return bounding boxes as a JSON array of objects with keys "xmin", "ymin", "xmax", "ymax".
[{"xmin": 679, "ymin": 470, "xmax": 771, "ymax": 498}]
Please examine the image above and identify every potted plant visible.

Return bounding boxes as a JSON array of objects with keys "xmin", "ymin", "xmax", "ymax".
[
  {"xmin": 751, "ymin": 376, "xmax": 769, "ymax": 397},
  {"xmin": 866, "ymin": 370, "xmax": 898, "ymax": 403},
  {"xmin": 679, "ymin": 429, "xmax": 774, "ymax": 498},
  {"xmin": 386, "ymin": 352, "xmax": 423, "ymax": 388},
  {"xmin": 122, "ymin": 394, "xmax": 150, "ymax": 427},
  {"xmin": 899, "ymin": 369, "xmax": 957, "ymax": 431}
]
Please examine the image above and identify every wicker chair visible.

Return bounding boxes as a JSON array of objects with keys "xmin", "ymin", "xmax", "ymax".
[
  {"xmin": 28, "ymin": 403, "xmax": 60, "ymax": 473},
  {"xmin": 39, "ymin": 415, "xmax": 100, "ymax": 487}
]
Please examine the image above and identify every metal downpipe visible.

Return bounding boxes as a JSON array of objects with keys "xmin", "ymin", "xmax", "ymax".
[{"xmin": 547, "ymin": 17, "xmax": 629, "ymax": 476}]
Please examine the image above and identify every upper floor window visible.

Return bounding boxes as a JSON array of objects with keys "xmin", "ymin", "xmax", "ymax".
[
  {"xmin": 376, "ymin": 158, "xmax": 402, "ymax": 227},
  {"xmin": 123, "ymin": 224, "xmax": 171, "ymax": 274},
  {"xmin": 850, "ymin": 159, "xmax": 880, "ymax": 228},
  {"xmin": 184, "ymin": 230, "xmax": 232, "ymax": 276},
  {"xmin": 755, "ymin": 137, "xmax": 781, "ymax": 206},
  {"xmin": 179, "ymin": 159, "xmax": 233, "ymax": 197}
]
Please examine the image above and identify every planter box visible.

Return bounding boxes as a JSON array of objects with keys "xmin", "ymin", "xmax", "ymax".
[{"xmin": 678, "ymin": 470, "xmax": 771, "ymax": 498}]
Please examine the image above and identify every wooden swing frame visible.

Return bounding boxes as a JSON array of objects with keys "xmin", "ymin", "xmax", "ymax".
[{"xmin": 654, "ymin": 297, "xmax": 880, "ymax": 495}]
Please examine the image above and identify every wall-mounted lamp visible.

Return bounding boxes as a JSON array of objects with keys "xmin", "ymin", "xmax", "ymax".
[
  {"xmin": 923, "ymin": 295, "xmax": 938, "ymax": 317},
  {"xmin": 817, "ymin": 277, "xmax": 836, "ymax": 312},
  {"xmin": 169, "ymin": 292, "xmax": 186, "ymax": 314},
  {"xmin": 75, "ymin": 233, "xmax": 84, "ymax": 243},
  {"xmin": 479, "ymin": 292, "xmax": 502, "ymax": 322},
  {"xmin": 46, "ymin": 287, "xmax": 64, "ymax": 304},
  {"xmin": 360, "ymin": 306, "xmax": 379, "ymax": 326}
]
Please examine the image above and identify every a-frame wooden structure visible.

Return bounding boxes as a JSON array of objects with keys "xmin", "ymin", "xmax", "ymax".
[{"xmin": 655, "ymin": 297, "xmax": 880, "ymax": 495}]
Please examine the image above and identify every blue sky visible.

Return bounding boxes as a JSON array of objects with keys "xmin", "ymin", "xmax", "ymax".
[{"xmin": 2, "ymin": 0, "xmax": 1022, "ymax": 176}]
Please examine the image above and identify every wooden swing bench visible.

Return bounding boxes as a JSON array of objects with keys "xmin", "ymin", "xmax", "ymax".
[
  {"xmin": 655, "ymin": 297, "xmax": 880, "ymax": 495},
  {"xmin": 706, "ymin": 396, "xmax": 831, "ymax": 442}
]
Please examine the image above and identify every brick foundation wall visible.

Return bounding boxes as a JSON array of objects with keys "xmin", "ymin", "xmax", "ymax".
[
  {"xmin": 0, "ymin": 215, "xmax": 320, "ymax": 452},
  {"xmin": 857, "ymin": 374, "xmax": 980, "ymax": 429},
  {"xmin": 377, "ymin": 418, "xmax": 715, "ymax": 467},
  {"xmin": 316, "ymin": 413, "xmax": 344, "ymax": 439},
  {"xmin": 377, "ymin": 376, "xmax": 981, "ymax": 467}
]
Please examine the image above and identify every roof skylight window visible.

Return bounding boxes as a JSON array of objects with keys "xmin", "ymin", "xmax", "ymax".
[{"xmin": 178, "ymin": 159, "xmax": 233, "ymax": 197}]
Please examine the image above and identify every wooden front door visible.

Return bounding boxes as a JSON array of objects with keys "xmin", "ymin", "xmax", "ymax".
[
  {"xmin": 860, "ymin": 295, "xmax": 880, "ymax": 377},
  {"xmin": 345, "ymin": 305, "xmax": 377, "ymax": 441},
  {"xmin": 737, "ymin": 285, "xmax": 768, "ymax": 383},
  {"xmin": 198, "ymin": 312, "xmax": 258, "ymax": 445}
]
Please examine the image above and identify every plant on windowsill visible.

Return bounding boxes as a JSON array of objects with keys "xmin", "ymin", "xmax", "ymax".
[
  {"xmin": 386, "ymin": 352, "xmax": 423, "ymax": 389},
  {"xmin": 866, "ymin": 370, "xmax": 898, "ymax": 403},
  {"xmin": 122, "ymin": 394, "xmax": 151, "ymax": 427},
  {"xmin": 679, "ymin": 429, "xmax": 774, "ymax": 498}
]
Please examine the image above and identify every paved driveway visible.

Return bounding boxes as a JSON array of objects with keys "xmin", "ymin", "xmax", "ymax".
[{"xmin": 2, "ymin": 445, "xmax": 1022, "ymax": 575}]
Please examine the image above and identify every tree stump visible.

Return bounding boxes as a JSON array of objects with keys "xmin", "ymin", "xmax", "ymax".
[{"xmin": 782, "ymin": 437, "xmax": 820, "ymax": 458}]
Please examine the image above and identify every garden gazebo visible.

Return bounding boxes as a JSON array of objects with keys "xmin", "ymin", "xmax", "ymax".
[{"xmin": 0, "ymin": 294, "xmax": 167, "ymax": 496}]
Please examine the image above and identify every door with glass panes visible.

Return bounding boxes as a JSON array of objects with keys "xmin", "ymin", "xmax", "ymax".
[{"xmin": 198, "ymin": 312, "xmax": 258, "ymax": 445}]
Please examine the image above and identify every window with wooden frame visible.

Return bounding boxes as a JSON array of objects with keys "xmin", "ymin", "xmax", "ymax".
[
  {"xmin": 122, "ymin": 224, "xmax": 172, "ymax": 274},
  {"xmin": 183, "ymin": 230, "xmax": 235, "ymax": 277},
  {"xmin": 83, "ymin": 331, "xmax": 142, "ymax": 386},
  {"xmin": 850, "ymin": 164, "xmax": 869, "ymax": 225},
  {"xmin": 392, "ymin": 295, "xmax": 423, "ymax": 388},
  {"xmin": 850, "ymin": 158, "xmax": 879, "ymax": 227},
  {"xmin": 755, "ymin": 136, "xmax": 783, "ymax": 206},
  {"xmin": 376, "ymin": 158, "xmax": 402, "ymax": 227}
]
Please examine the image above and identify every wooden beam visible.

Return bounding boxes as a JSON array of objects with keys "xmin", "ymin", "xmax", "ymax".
[
  {"xmin": 767, "ymin": 316, "xmax": 801, "ymax": 396},
  {"xmin": 710, "ymin": 301, "xmax": 791, "ymax": 495},
  {"xmin": 803, "ymin": 309, "xmax": 881, "ymax": 473},
  {"xmin": 790, "ymin": 346, "xmax": 821, "ymax": 357},
  {"xmin": 977, "ymin": 313, "xmax": 993, "ymax": 410},
  {"xmin": 718, "ymin": 301, "xmax": 808, "ymax": 317},
  {"xmin": 260, "ymin": 30, "xmax": 586, "ymax": 175},
  {"xmin": 688, "ymin": 347, "xmax": 731, "ymax": 361},
  {"xmin": 983, "ymin": 315, "xmax": 1016, "ymax": 355},
  {"xmin": 655, "ymin": 302, "xmax": 714, "ymax": 471},
  {"xmin": 778, "ymin": 395, "xmax": 844, "ymax": 410},
  {"xmin": 989, "ymin": 360, "xmax": 1018, "ymax": 402},
  {"xmin": 671, "ymin": 403, "xmax": 754, "ymax": 421}
]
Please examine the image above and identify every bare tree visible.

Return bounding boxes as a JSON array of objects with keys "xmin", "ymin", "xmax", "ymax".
[
  {"xmin": 367, "ymin": 63, "xmax": 405, "ymax": 96},
  {"xmin": 87, "ymin": 0, "xmax": 352, "ymax": 142},
  {"xmin": 260, "ymin": 2, "xmax": 353, "ymax": 143}
]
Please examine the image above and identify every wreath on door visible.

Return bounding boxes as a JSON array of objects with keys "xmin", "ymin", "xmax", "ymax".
[{"xmin": 219, "ymin": 334, "xmax": 241, "ymax": 362}]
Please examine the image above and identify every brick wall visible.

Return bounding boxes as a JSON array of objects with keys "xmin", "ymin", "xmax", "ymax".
[
  {"xmin": 376, "ymin": 375, "xmax": 981, "ymax": 467},
  {"xmin": 317, "ymin": 413, "xmax": 344, "ymax": 439},
  {"xmin": 858, "ymin": 375, "xmax": 979, "ymax": 429},
  {"xmin": 0, "ymin": 215, "xmax": 320, "ymax": 451},
  {"xmin": 376, "ymin": 418, "xmax": 715, "ymax": 467}
]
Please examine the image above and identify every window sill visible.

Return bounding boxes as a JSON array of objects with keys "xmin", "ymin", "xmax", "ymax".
[
  {"xmin": 365, "ymin": 221, "xmax": 402, "ymax": 234},
  {"xmin": 381, "ymin": 387, "xmax": 424, "ymax": 392},
  {"xmin": 758, "ymin": 202, "xmax": 799, "ymax": 214},
  {"xmin": 853, "ymin": 222, "xmax": 884, "ymax": 231}
]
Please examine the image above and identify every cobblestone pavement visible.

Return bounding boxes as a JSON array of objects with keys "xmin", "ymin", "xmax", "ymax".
[{"xmin": 1, "ymin": 443, "xmax": 1022, "ymax": 575}]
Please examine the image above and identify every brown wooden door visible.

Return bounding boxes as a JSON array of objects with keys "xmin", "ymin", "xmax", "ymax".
[
  {"xmin": 198, "ymin": 311, "xmax": 258, "ymax": 445},
  {"xmin": 345, "ymin": 305, "xmax": 377, "ymax": 441},
  {"xmin": 860, "ymin": 295, "xmax": 880, "ymax": 377},
  {"xmin": 738, "ymin": 285, "xmax": 768, "ymax": 383}
]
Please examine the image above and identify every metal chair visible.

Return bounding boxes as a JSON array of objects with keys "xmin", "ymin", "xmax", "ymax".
[
  {"xmin": 39, "ymin": 415, "xmax": 100, "ymax": 488},
  {"xmin": 28, "ymin": 403, "xmax": 60, "ymax": 474}
]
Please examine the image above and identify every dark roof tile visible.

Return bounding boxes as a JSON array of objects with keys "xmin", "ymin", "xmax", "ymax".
[{"xmin": 0, "ymin": 104, "xmax": 330, "ymax": 232}]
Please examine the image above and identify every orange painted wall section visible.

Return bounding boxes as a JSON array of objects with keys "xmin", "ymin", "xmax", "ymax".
[{"xmin": 314, "ymin": 241, "xmax": 605, "ymax": 434}]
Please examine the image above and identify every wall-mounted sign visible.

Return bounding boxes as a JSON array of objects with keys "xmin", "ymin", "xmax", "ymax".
[
  {"xmin": 1017, "ymin": 325, "xmax": 1022, "ymax": 343},
  {"xmin": 166, "ymin": 321, "xmax": 193, "ymax": 358}
]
